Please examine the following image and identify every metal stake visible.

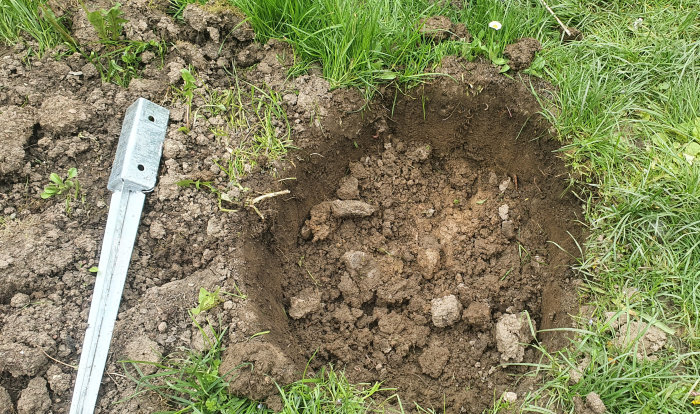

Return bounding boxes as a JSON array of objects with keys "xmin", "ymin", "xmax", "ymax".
[{"xmin": 70, "ymin": 98, "xmax": 169, "ymax": 414}]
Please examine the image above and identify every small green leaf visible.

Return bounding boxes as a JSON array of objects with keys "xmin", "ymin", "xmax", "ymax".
[
  {"xmin": 476, "ymin": 199, "xmax": 487, "ymax": 205},
  {"xmin": 376, "ymin": 71, "xmax": 397, "ymax": 80},
  {"xmin": 41, "ymin": 191, "xmax": 54, "ymax": 199},
  {"xmin": 684, "ymin": 142, "xmax": 700, "ymax": 156},
  {"xmin": 89, "ymin": 266, "xmax": 99, "ymax": 273},
  {"xmin": 492, "ymin": 57, "xmax": 508, "ymax": 66},
  {"xmin": 67, "ymin": 167, "xmax": 78, "ymax": 179},
  {"xmin": 49, "ymin": 173, "xmax": 63, "ymax": 185},
  {"xmin": 499, "ymin": 64, "xmax": 511, "ymax": 73}
]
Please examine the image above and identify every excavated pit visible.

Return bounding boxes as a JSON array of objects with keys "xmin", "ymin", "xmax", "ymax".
[{"xmin": 234, "ymin": 75, "xmax": 583, "ymax": 412}]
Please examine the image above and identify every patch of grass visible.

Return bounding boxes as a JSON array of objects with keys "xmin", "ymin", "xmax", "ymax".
[
  {"xmin": 230, "ymin": 0, "xmax": 553, "ymax": 95},
  {"xmin": 0, "ymin": 0, "xmax": 64, "ymax": 57},
  {"xmin": 519, "ymin": 0, "xmax": 700, "ymax": 412},
  {"xmin": 173, "ymin": 66, "xmax": 293, "ymax": 186},
  {"xmin": 277, "ymin": 365, "xmax": 403, "ymax": 413},
  {"xmin": 521, "ymin": 313, "xmax": 700, "ymax": 413},
  {"xmin": 125, "ymin": 325, "xmax": 414, "ymax": 413},
  {"xmin": 124, "ymin": 327, "xmax": 269, "ymax": 414}
]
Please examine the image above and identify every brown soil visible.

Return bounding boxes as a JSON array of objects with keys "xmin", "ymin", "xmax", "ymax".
[{"xmin": 0, "ymin": 2, "xmax": 581, "ymax": 413}]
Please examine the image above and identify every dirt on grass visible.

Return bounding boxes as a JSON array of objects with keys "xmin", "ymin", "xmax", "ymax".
[{"xmin": 0, "ymin": 2, "xmax": 582, "ymax": 413}]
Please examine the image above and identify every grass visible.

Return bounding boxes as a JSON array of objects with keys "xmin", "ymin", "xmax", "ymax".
[
  {"xmin": 124, "ymin": 327, "xmax": 268, "ymax": 414},
  {"xmin": 173, "ymin": 66, "xmax": 293, "ymax": 189},
  {"xmin": 230, "ymin": 0, "xmax": 553, "ymax": 95},
  {"xmin": 1, "ymin": 0, "xmax": 164, "ymax": 87},
  {"xmin": 0, "ymin": 0, "xmax": 63, "ymax": 56},
  {"xmin": 515, "ymin": 0, "xmax": 700, "ymax": 411},
  {"xmin": 125, "ymin": 325, "xmax": 419, "ymax": 413}
]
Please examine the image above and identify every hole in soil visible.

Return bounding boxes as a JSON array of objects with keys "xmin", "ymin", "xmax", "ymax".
[{"xmin": 240, "ymin": 79, "xmax": 582, "ymax": 411}]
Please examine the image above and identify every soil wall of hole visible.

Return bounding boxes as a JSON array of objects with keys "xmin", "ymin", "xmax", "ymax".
[{"xmin": 236, "ymin": 70, "xmax": 583, "ymax": 411}]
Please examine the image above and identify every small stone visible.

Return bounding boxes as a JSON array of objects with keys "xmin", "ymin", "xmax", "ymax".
[
  {"xmin": 149, "ymin": 221, "xmax": 166, "ymax": 239},
  {"xmin": 330, "ymin": 200, "xmax": 376, "ymax": 218},
  {"xmin": 417, "ymin": 248, "xmax": 440, "ymax": 279},
  {"xmin": 157, "ymin": 322, "xmax": 168, "ymax": 332},
  {"xmin": 501, "ymin": 220, "xmax": 515, "ymax": 239},
  {"xmin": 502, "ymin": 391, "xmax": 517, "ymax": 403},
  {"xmin": 498, "ymin": 204, "xmax": 509, "ymax": 220},
  {"xmin": 17, "ymin": 377, "xmax": 50, "ymax": 414},
  {"xmin": 431, "ymin": 295, "xmax": 462, "ymax": 328},
  {"xmin": 223, "ymin": 300, "xmax": 234, "ymax": 310},
  {"xmin": 10, "ymin": 292, "xmax": 30, "ymax": 308},
  {"xmin": 336, "ymin": 176, "xmax": 360, "ymax": 200},
  {"xmin": 499, "ymin": 178, "xmax": 512, "ymax": 192},
  {"xmin": 585, "ymin": 392, "xmax": 607, "ymax": 414},
  {"xmin": 300, "ymin": 224, "xmax": 312, "ymax": 240}
]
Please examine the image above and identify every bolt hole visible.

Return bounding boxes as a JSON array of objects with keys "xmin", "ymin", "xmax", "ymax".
[
  {"xmin": 148, "ymin": 115, "xmax": 155, "ymax": 122},
  {"xmin": 137, "ymin": 164, "xmax": 145, "ymax": 171}
]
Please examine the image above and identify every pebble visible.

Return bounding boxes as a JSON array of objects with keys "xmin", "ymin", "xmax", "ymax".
[
  {"xmin": 498, "ymin": 204, "xmax": 509, "ymax": 220},
  {"xmin": 502, "ymin": 391, "xmax": 517, "ymax": 403},
  {"xmin": 157, "ymin": 322, "xmax": 167, "ymax": 332}
]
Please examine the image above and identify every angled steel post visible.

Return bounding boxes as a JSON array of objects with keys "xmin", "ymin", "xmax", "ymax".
[{"xmin": 70, "ymin": 98, "xmax": 169, "ymax": 414}]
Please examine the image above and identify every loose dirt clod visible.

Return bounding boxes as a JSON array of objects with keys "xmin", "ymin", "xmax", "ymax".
[
  {"xmin": 336, "ymin": 176, "xmax": 360, "ymax": 199},
  {"xmin": 17, "ymin": 377, "xmax": 51, "ymax": 414},
  {"xmin": 330, "ymin": 199, "xmax": 377, "ymax": 218},
  {"xmin": 611, "ymin": 320, "xmax": 667, "ymax": 360},
  {"xmin": 495, "ymin": 312, "xmax": 535, "ymax": 362},
  {"xmin": 289, "ymin": 288, "xmax": 322, "ymax": 319},
  {"xmin": 418, "ymin": 343, "xmax": 451, "ymax": 378},
  {"xmin": 585, "ymin": 392, "xmax": 607, "ymax": 414},
  {"xmin": 0, "ymin": 385, "xmax": 12, "ymax": 412},
  {"xmin": 124, "ymin": 336, "xmax": 162, "ymax": 376},
  {"xmin": 463, "ymin": 302, "xmax": 491, "ymax": 329},
  {"xmin": 431, "ymin": 295, "xmax": 463, "ymax": 328},
  {"xmin": 417, "ymin": 248, "xmax": 441, "ymax": 279},
  {"xmin": 38, "ymin": 95, "xmax": 93, "ymax": 135},
  {"xmin": 46, "ymin": 364, "xmax": 71, "ymax": 395},
  {"xmin": 0, "ymin": 343, "xmax": 48, "ymax": 377},
  {"xmin": 220, "ymin": 342, "xmax": 298, "ymax": 401},
  {"xmin": 503, "ymin": 38, "xmax": 542, "ymax": 71},
  {"xmin": 0, "ymin": 105, "xmax": 35, "ymax": 177}
]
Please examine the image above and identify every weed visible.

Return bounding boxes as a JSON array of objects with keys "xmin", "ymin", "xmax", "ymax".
[
  {"xmin": 189, "ymin": 285, "xmax": 247, "ymax": 316},
  {"xmin": 176, "ymin": 179, "xmax": 239, "ymax": 212},
  {"xmin": 40, "ymin": 167, "xmax": 83, "ymax": 215},
  {"xmin": 83, "ymin": 2, "xmax": 127, "ymax": 42}
]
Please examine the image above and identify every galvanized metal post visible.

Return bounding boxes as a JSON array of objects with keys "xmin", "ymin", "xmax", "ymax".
[{"xmin": 70, "ymin": 98, "xmax": 169, "ymax": 414}]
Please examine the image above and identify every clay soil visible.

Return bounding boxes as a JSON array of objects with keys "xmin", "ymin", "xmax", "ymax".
[{"xmin": 0, "ymin": 2, "xmax": 582, "ymax": 413}]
